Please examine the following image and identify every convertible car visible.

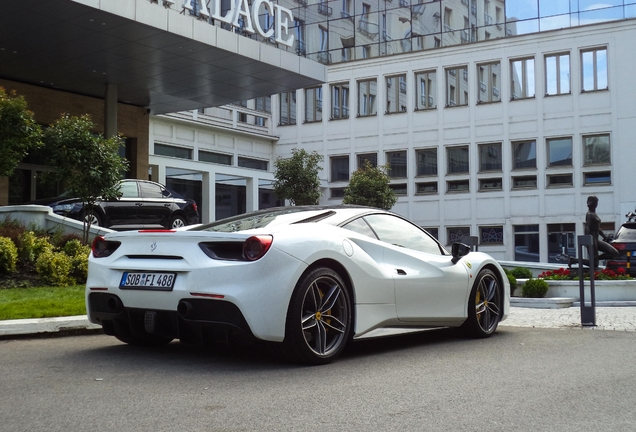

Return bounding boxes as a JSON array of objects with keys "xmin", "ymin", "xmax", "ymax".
[{"xmin": 86, "ymin": 205, "xmax": 510, "ymax": 364}]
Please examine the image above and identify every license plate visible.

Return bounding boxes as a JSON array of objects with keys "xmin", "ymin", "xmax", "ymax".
[{"xmin": 119, "ymin": 272, "xmax": 176, "ymax": 291}]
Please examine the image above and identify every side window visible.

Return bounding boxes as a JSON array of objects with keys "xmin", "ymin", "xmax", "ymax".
[
  {"xmin": 362, "ymin": 214, "xmax": 444, "ymax": 255},
  {"xmin": 139, "ymin": 182, "xmax": 165, "ymax": 199},
  {"xmin": 342, "ymin": 217, "xmax": 377, "ymax": 239},
  {"xmin": 119, "ymin": 181, "xmax": 139, "ymax": 198}
]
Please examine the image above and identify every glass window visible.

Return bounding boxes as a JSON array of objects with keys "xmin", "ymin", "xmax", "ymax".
[
  {"xmin": 416, "ymin": 181, "xmax": 438, "ymax": 194},
  {"xmin": 447, "ymin": 180, "xmax": 469, "ymax": 192},
  {"xmin": 547, "ymin": 137, "xmax": 572, "ymax": 167},
  {"xmin": 547, "ymin": 173, "xmax": 573, "ymax": 187},
  {"xmin": 510, "ymin": 57, "xmax": 535, "ymax": 99},
  {"xmin": 386, "ymin": 151, "xmax": 407, "ymax": 178},
  {"xmin": 154, "ymin": 143, "xmax": 192, "ymax": 159},
  {"xmin": 331, "ymin": 82, "xmax": 350, "ymax": 119},
  {"xmin": 584, "ymin": 171, "xmax": 611, "ymax": 185},
  {"xmin": 199, "ymin": 150, "xmax": 232, "ymax": 165},
  {"xmin": 238, "ymin": 157, "xmax": 268, "ymax": 170},
  {"xmin": 512, "ymin": 140, "xmax": 536, "ymax": 169},
  {"xmin": 477, "ymin": 62, "xmax": 501, "ymax": 103},
  {"xmin": 512, "ymin": 175, "xmax": 537, "ymax": 189},
  {"xmin": 279, "ymin": 91, "xmax": 296, "ymax": 125},
  {"xmin": 584, "ymin": 134, "xmax": 611, "ymax": 165},
  {"xmin": 330, "ymin": 187, "xmax": 346, "ymax": 198},
  {"xmin": 446, "ymin": 226, "xmax": 471, "ymax": 245},
  {"xmin": 357, "ymin": 153, "xmax": 377, "ymax": 168},
  {"xmin": 415, "ymin": 70, "xmax": 437, "ymax": 110},
  {"xmin": 480, "ymin": 226, "xmax": 504, "ymax": 245},
  {"xmin": 479, "ymin": 178, "xmax": 502, "ymax": 191},
  {"xmin": 358, "ymin": 79, "xmax": 377, "ymax": 116},
  {"xmin": 305, "ymin": 86, "xmax": 323, "ymax": 122},
  {"xmin": 361, "ymin": 214, "xmax": 445, "ymax": 255},
  {"xmin": 446, "ymin": 66, "xmax": 468, "ymax": 106},
  {"xmin": 331, "ymin": 156, "xmax": 350, "ymax": 182},
  {"xmin": 255, "ymin": 96, "xmax": 271, "ymax": 113},
  {"xmin": 581, "ymin": 47, "xmax": 608, "ymax": 91},
  {"xmin": 416, "ymin": 148, "xmax": 437, "ymax": 176},
  {"xmin": 545, "ymin": 52, "xmax": 570, "ymax": 96},
  {"xmin": 119, "ymin": 181, "xmax": 140, "ymax": 198},
  {"xmin": 342, "ymin": 217, "xmax": 376, "ymax": 238},
  {"xmin": 479, "ymin": 143, "xmax": 502, "ymax": 172},
  {"xmin": 547, "ymin": 223, "xmax": 576, "ymax": 264},
  {"xmin": 514, "ymin": 224, "xmax": 540, "ymax": 262},
  {"xmin": 139, "ymin": 181, "xmax": 166, "ymax": 199},
  {"xmin": 389, "ymin": 183, "xmax": 407, "ymax": 196},
  {"xmin": 447, "ymin": 145, "xmax": 469, "ymax": 174},
  {"xmin": 386, "ymin": 74, "xmax": 407, "ymax": 114}
]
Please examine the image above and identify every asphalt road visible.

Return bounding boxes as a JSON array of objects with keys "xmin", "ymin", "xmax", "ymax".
[{"xmin": 1, "ymin": 327, "xmax": 635, "ymax": 432}]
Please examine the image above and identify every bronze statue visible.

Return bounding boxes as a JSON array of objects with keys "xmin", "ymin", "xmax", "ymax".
[{"xmin": 584, "ymin": 195, "xmax": 618, "ymax": 269}]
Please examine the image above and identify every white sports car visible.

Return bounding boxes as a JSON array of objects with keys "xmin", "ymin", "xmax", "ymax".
[{"xmin": 86, "ymin": 205, "xmax": 509, "ymax": 364}]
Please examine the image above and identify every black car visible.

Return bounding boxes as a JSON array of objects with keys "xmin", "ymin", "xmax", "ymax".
[
  {"xmin": 606, "ymin": 215, "xmax": 636, "ymax": 276},
  {"xmin": 31, "ymin": 179, "xmax": 199, "ymax": 230}
]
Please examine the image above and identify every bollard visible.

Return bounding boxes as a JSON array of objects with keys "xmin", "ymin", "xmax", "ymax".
[{"xmin": 577, "ymin": 235, "xmax": 596, "ymax": 326}]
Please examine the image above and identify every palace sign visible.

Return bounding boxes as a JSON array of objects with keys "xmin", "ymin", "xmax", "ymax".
[{"xmin": 164, "ymin": 0, "xmax": 296, "ymax": 48}]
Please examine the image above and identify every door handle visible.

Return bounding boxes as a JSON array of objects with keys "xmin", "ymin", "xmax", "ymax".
[
  {"xmin": 135, "ymin": 203, "xmax": 143, "ymax": 206},
  {"xmin": 396, "ymin": 269, "xmax": 407, "ymax": 275}
]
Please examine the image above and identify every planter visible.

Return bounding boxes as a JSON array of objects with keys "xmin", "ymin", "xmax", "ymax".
[{"xmin": 544, "ymin": 279, "xmax": 636, "ymax": 302}]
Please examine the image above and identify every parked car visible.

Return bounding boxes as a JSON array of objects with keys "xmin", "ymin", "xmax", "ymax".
[
  {"xmin": 30, "ymin": 179, "xmax": 199, "ymax": 230},
  {"xmin": 86, "ymin": 205, "xmax": 510, "ymax": 365},
  {"xmin": 606, "ymin": 214, "xmax": 636, "ymax": 276}
]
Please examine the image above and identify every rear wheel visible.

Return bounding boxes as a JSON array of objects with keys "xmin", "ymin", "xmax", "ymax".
[
  {"xmin": 283, "ymin": 267, "xmax": 352, "ymax": 365},
  {"xmin": 460, "ymin": 268, "xmax": 502, "ymax": 338},
  {"xmin": 83, "ymin": 211, "xmax": 102, "ymax": 227},
  {"xmin": 170, "ymin": 215, "xmax": 187, "ymax": 229}
]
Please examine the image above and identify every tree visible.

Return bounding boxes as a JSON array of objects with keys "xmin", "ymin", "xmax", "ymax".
[
  {"xmin": 0, "ymin": 87, "xmax": 43, "ymax": 177},
  {"xmin": 273, "ymin": 148, "xmax": 324, "ymax": 205},
  {"xmin": 44, "ymin": 114, "xmax": 128, "ymax": 244},
  {"xmin": 342, "ymin": 160, "xmax": 397, "ymax": 210}
]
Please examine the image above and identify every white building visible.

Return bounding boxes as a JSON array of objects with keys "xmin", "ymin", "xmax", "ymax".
[{"xmin": 145, "ymin": 3, "xmax": 636, "ymax": 263}]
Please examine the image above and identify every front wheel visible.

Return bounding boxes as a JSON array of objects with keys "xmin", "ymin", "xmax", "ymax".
[
  {"xmin": 283, "ymin": 267, "xmax": 352, "ymax": 365},
  {"xmin": 460, "ymin": 268, "xmax": 502, "ymax": 338}
]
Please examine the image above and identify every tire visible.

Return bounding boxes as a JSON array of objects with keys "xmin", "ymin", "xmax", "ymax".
[
  {"xmin": 83, "ymin": 211, "xmax": 102, "ymax": 227},
  {"xmin": 460, "ymin": 268, "xmax": 502, "ymax": 338},
  {"xmin": 170, "ymin": 215, "xmax": 187, "ymax": 229},
  {"xmin": 283, "ymin": 267, "xmax": 352, "ymax": 365}
]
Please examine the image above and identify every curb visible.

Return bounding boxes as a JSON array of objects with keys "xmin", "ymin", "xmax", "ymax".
[
  {"xmin": 0, "ymin": 315, "xmax": 102, "ymax": 339},
  {"xmin": 511, "ymin": 297, "xmax": 576, "ymax": 309}
]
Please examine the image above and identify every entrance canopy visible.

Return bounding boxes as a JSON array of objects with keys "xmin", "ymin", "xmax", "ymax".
[{"xmin": 0, "ymin": 0, "xmax": 326, "ymax": 114}]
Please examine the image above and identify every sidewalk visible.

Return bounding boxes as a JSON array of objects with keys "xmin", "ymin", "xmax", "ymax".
[{"xmin": 1, "ymin": 304, "xmax": 635, "ymax": 338}]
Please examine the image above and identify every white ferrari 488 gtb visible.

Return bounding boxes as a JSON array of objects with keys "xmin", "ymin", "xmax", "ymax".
[{"xmin": 86, "ymin": 205, "xmax": 509, "ymax": 364}]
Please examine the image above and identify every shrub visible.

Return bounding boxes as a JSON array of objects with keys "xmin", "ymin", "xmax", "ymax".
[
  {"xmin": 511, "ymin": 267, "xmax": 533, "ymax": 279},
  {"xmin": 50, "ymin": 232, "xmax": 84, "ymax": 249},
  {"xmin": 35, "ymin": 250, "xmax": 75, "ymax": 286},
  {"xmin": 0, "ymin": 236, "xmax": 19, "ymax": 274},
  {"xmin": 503, "ymin": 269, "xmax": 517, "ymax": 294},
  {"xmin": 63, "ymin": 239, "xmax": 91, "ymax": 282},
  {"xmin": 521, "ymin": 278, "xmax": 549, "ymax": 298}
]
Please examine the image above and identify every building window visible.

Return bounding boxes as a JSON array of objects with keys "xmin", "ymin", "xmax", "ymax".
[
  {"xmin": 581, "ymin": 47, "xmax": 608, "ymax": 92},
  {"xmin": 446, "ymin": 66, "xmax": 468, "ymax": 106},
  {"xmin": 331, "ymin": 156, "xmax": 350, "ymax": 182},
  {"xmin": 358, "ymin": 79, "xmax": 377, "ymax": 116},
  {"xmin": 330, "ymin": 188, "xmax": 345, "ymax": 198},
  {"xmin": 279, "ymin": 91, "xmax": 296, "ymax": 125},
  {"xmin": 238, "ymin": 157, "xmax": 268, "ymax": 170},
  {"xmin": 512, "ymin": 175, "xmax": 537, "ymax": 189},
  {"xmin": 478, "ymin": 142, "xmax": 502, "ymax": 172},
  {"xmin": 547, "ymin": 173, "xmax": 573, "ymax": 187},
  {"xmin": 154, "ymin": 143, "xmax": 192, "ymax": 159},
  {"xmin": 386, "ymin": 74, "xmax": 407, "ymax": 113},
  {"xmin": 447, "ymin": 145, "xmax": 469, "ymax": 174},
  {"xmin": 547, "ymin": 223, "xmax": 576, "ymax": 264},
  {"xmin": 305, "ymin": 86, "xmax": 322, "ymax": 123},
  {"xmin": 416, "ymin": 181, "xmax": 438, "ymax": 194},
  {"xmin": 199, "ymin": 150, "xmax": 232, "ymax": 165},
  {"xmin": 477, "ymin": 62, "xmax": 501, "ymax": 103},
  {"xmin": 331, "ymin": 82, "xmax": 350, "ymax": 119},
  {"xmin": 510, "ymin": 57, "xmax": 535, "ymax": 99},
  {"xmin": 480, "ymin": 226, "xmax": 504, "ymax": 245},
  {"xmin": 389, "ymin": 183, "xmax": 407, "ymax": 195},
  {"xmin": 512, "ymin": 140, "xmax": 536, "ymax": 169},
  {"xmin": 447, "ymin": 226, "xmax": 471, "ymax": 245},
  {"xmin": 584, "ymin": 134, "xmax": 611, "ymax": 166},
  {"xmin": 415, "ymin": 70, "xmax": 436, "ymax": 110},
  {"xmin": 357, "ymin": 153, "xmax": 377, "ymax": 168},
  {"xmin": 294, "ymin": 19, "xmax": 306, "ymax": 55},
  {"xmin": 416, "ymin": 148, "xmax": 437, "ymax": 176},
  {"xmin": 424, "ymin": 227, "xmax": 439, "ymax": 240},
  {"xmin": 386, "ymin": 151, "xmax": 407, "ymax": 178},
  {"xmin": 255, "ymin": 96, "xmax": 271, "ymax": 113},
  {"xmin": 514, "ymin": 224, "xmax": 539, "ymax": 262},
  {"xmin": 479, "ymin": 178, "xmax": 502, "ymax": 191},
  {"xmin": 447, "ymin": 180, "xmax": 469, "ymax": 193},
  {"xmin": 547, "ymin": 137, "xmax": 572, "ymax": 167},
  {"xmin": 583, "ymin": 171, "xmax": 611, "ymax": 185},
  {"xmin": 545, "ymin": 52, "xmax": 570, "ymax": 96}
]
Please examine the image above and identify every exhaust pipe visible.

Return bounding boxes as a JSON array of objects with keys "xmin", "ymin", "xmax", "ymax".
[
  {"xmin": 106, "ymin": 296, "xmax": 123, "ymax": 312},
  {"xmin": 178, "ymin": 301, "xmax": 193, "ymax": 318}
]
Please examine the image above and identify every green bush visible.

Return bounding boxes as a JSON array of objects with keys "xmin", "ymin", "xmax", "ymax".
[
  {"xmin": 63, "ymin": 239, "xmax": 91, "ymax": 282},
  {"xmin": 521, "ymin": 278, "xmax": 549, "ymax": 298},
  {"xmin": 16, "ymin": 231, "xmax": 52, "ymax": 264},
  {"xmin": 0, "ymin": 236, "xmax": 19, "ymax": 274},
  {"xmin": 504, "ymin": 270, "xmax": 517, "ymax": 294},
  {"xmin": 511, "ymin": 267, "xmax": 533, "ymax": 279},
  {"xmin": 50, "ymin": 232, "xmax": 84, "ymax": 249},
  {"xmin": 35, "ymin": 250, "xmax": 75, "ymax": 287}
]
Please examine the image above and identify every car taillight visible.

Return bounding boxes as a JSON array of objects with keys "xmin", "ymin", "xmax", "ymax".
[
  {"xmin": 243, "ymin": 235, "xmax": 273, "ymax": 261},
  {"xmin": 613, "ymin": 243, "xmax": 626, "ymax": 251},
  {"xmin": 91, "ymin": 236, "xmax": 121, "ymax": 258},
  {"xmin": 192, "ymin": 203, "xmax": 198, "ymax": 213}
]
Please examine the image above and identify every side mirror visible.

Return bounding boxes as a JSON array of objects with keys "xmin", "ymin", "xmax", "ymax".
[{"xmin": 451, "ymin": 242, "xmax": 470, "ymax": 264}]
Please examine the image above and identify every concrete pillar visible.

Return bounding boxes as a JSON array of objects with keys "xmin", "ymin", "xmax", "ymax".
[
  {"xmin": 246, "ymin": 177, "xmax": 259, "ymax": 212},
  {"xmin": 104, "ymin": 84, "xmax": 117, "ymax": 138}
]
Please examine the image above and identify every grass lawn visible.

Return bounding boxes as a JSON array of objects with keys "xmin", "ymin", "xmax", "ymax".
[{"xmin": 0, "ymin": 285, "xmax": 86, "ymax": 320}]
